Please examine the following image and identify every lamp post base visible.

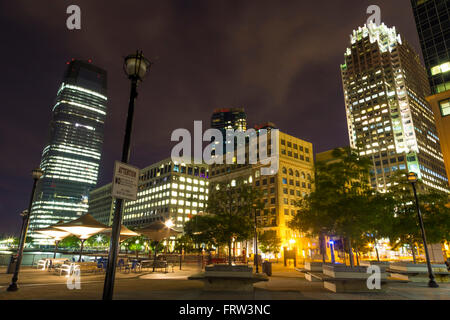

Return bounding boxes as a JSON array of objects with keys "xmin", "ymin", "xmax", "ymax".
[
  {"xmin": 6, "ymin": 283, "xmax": 18, "ymax": 292},
  {"xmin": 428, "ymin": 279, "xmax": 439, "ymax": 288}
]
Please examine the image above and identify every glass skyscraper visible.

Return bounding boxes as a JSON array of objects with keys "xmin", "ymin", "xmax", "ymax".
[
  {"xmin": 341, "ymin": 23, "xmax": 448, "ymax": 193},
  {"xmin": 29, "ymin": 60, "xmax": 107, "ymax": 243},
  {"xmin": 411, "ymin": 0, "xmax": 450, "ymax": 94},
  {"xmin": 210, "ymin": 107, "xmax": 247, "ymax": 154}
]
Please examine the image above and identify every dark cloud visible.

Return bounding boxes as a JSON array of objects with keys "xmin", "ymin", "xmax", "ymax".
[{"xmin": 0, "ymin": 0, "xmax": 421, "ymax": 235}]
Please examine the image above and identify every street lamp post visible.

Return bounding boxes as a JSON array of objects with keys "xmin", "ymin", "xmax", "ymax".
[
  {"xmin": 102, "ymin": 51, "xmax": 151, "ymax": 300},
  {"xmin": 407, "ymin": 172, "xmax": 439, "ymax": 288},
  {"xmin": 253, "ymin": 205, "xmax": 259, "ymax": 274},
  {"xmin": 7, "ymin": 167, "xmax": 43, "ymax": 292}
]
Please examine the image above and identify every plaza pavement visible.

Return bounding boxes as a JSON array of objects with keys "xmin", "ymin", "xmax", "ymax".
[{"xmin": 0, "ymin": 263, "xmax": 449, "ymax": 300}]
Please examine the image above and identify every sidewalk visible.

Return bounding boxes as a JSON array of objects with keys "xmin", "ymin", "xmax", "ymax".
[{"xmin": 0, "ymin": 264, "xmax": 449, "ymax": 300}]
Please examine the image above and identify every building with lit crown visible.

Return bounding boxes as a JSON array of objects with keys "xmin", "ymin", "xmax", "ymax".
[
  {"xmin": 341, "ymin": 23, "xmax": 448, "ymax": 193},
  {"xmin": 29, "ymin": 59, "xmax": 107, "ymax": 243}
]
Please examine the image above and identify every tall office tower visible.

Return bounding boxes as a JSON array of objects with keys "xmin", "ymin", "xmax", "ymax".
[
  {"xmin": 411, "ymin": 0, "xmax": 449, "ymax": 95},
  {"xmin": 411, "ymin": 0, "xmax": 450, "ymax": 185},
  {"xmin": 341, "ymin": 23, "xmax": 448, "ymax": 193},
  {"xmin": 29, "ymin": 60, "xmax": 107, "ymax": 243},
  {"xmin": 211, "ymin": 108, "xmax": 247, "ymax": 154}
]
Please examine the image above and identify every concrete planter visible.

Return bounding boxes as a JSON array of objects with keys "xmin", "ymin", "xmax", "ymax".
[
  {"xmin": 304, "ymin": 261, "xmax": 324, "ymax": 272},
  {"xmin": 322, "ymin": 265, "xmax": 386, "ymax": 293},
  {"xmin": 389, "ymin": 262, "xmax": 450, "ymax": 283},
  {"xmin": 390, "ymin": 262, "xmax": 448, "ymax": 273},
  {"xmin": 188, "ymin": 264, "xmax": 268, "ymax": 292},
  {"xmin": 360, "ymin": 261, "xmax": 390, "ymax": 268}
]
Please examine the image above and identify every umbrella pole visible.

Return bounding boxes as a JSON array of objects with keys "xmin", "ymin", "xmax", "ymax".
[
  {"xmin": 79, "ymin": 239, "xmax": 86, "ymax": 262},
  {"xmin": 54, "ymin": 240, "xmax": 60, "ymax": 259}
]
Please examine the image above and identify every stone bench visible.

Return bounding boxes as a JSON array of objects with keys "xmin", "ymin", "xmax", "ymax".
[
  {"xmin": 388, "ymin": 262, "xmax": 450, "ymax": 283},
  {"xmin": 188, "ymin": 264, "xmax": 268, "ymax": 292},
  {"xmin": 322, "ymin": 265, "xmax": 387, "ymax": 293},
  {"xmin": 296, "ymin": 262, "xmax": 325, "ymax": 282},
  {"xmin": 360, "ymin": 261, "xmax": 390, "ymax": 268}
]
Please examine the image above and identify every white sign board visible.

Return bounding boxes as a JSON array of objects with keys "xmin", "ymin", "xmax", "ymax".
[{"xmin": 111, "ymin": 161, "xmax": 139, "ymax": 201}]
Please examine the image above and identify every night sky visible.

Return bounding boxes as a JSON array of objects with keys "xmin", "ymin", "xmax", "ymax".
[{"xmin": 0, "ymin": 0, "xmax": 421, "ymax": 235}]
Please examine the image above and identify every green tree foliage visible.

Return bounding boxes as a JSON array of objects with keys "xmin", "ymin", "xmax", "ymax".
[
  {"xmin": 258, "ymin": 230, "xmax": 281, "ymax": 257},
  {"xmin": 85, "ymin": 234, "xmax": 109, "ymax": 248},
  {"xmin": 289, "ymin": 147, "xmax": 375, "ymax": 266},
  {"xmin": 386, "ymin": 170, "xmax": 450, "ymax": 262},
  {"xmin": 58, "ymin": 235, "xmax": 81, "ymax": 249},
  {"xmin": 122, "ymin": 235, "xmax": 147, "ymax": 258},
  {"xmin": 184, "ymin": 177, "xmax": 262, "ymax": 265}
]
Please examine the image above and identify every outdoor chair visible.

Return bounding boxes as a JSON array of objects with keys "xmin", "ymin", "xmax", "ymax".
[
  {"xmin": 58, "ymin": 263, "xmax": 74, "ymax": 276},
  {"xmin": 36, "ymin": 259, "xmax": 48, "ymax": 270},
  {"xmin": 124, "ymin": 260, "xmax": 141, "ymax": 273}
]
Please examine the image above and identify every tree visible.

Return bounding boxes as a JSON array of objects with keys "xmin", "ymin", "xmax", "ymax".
[
  {"xmin": 122, "ymin": 235, "xmax": 147, "ymax": 259},
  {"xmin": 185, "ymin": 177, "xmax": 263, "ymax": 265},
  {"xmin": 289, "ymin": 147, "xmax": 374, "ymax": 267},
  {"xmin": 174, "ymin": 234, "xmax": 195, "ymax": 253},
  {"xmin": 59, "ymin": 235, "xmax": 81, "ymax": 249},
  {"xmin": 258, "ymin": 230, "xmax": 281, "ymax": 261},
  {"xmin": 386, "ymin": 170, "xmax": 450, "ymax": 263},
  {"xmin": 86, "ymin": 234, "xmax": 109, "ymax": 250}
]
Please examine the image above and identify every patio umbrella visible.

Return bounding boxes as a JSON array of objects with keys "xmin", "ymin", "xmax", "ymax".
[
  {"xmin": 35, "ymin": 221, "xmax": 72, "ymax": 258},
  {"xmin": 54, "ymin": 214, "xmax": 110, "ymax": 262},
  {"xmin": 136, "ymin": 220, "xmax": 181, "ymax": 271},
  {"xmin": 101, "ymin": 224, "xmax": 140, "ymax": 242}
]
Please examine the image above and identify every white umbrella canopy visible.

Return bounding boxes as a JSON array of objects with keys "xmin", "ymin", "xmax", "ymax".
[
  {"xmin": 136, "ymin": 220, "xmax": 181, "ymax": 242},
  {"xmin": 35, "ymin": 222, "xmax": 74, "ymax": 258},
  {"xmin": 53, "ymin": 214, "xmax": 110, "ymax": 261},
  {"xmin": 53, "ymin": 213, "xmax": 110, "ymax": 239},
  {"xmin": 35, "ymin": 225, "xmax": 73, "ymax": 241},
  {"xmin": 101, "ymin": 224, "xmax": 140, "ymax": 242},
  {"xmin": 136, "ymin": 220, "xmax": 182, "ymax": 271}
]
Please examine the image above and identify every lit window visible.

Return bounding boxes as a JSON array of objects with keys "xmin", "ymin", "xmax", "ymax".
[{"xmin": 440, "ymin": 99, "xmax": 450, "ymax": 117}]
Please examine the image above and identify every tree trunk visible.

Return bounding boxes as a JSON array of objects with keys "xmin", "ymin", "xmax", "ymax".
[
  {"xmin": 355, "ymin": 248, "xmax": 360, "ymax": 266},
  {"xmin": 320, "ymin": 233, "xmax": 326, "ymax": 263},
  {"xmin": 348, "ymin": 238, "xmax": 355, "ymax": 268},
  {"xmin": 411, "ymin": 243, "xmax": 417, "ymax": 264},
  {"xmin": 228, "ymin": 239, "xmax": 232, "ymax": 266},
  {"xmin": 372, "ymin": 236, "xmax": 380, "ymax": 262}
]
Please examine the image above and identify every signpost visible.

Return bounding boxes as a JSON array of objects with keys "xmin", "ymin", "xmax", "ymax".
[{"xmin": 111, "ymin": 161, "xmax": 139, "ymax": 201}]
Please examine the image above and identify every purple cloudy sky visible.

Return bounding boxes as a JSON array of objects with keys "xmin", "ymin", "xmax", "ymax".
[{"xmin": 0, "ymin": 0, "xmax": 421, "ymax": 235}]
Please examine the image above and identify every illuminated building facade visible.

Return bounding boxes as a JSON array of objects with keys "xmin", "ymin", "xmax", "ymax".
[
  {"xmin": 412, "ymin": 0, "xmax": 450, "ymax": 186},
  {"xmin": 29, "ymin": 60, "xmax": 107, "ymax": 242},
  {"xmin": 88, "ymin": 183, "xmax": 114, "ymax": 226},
  {"xmin": 411, "ymin": 0, "xmax": 449, "ymax": 95},
  {"xmin": 114, "ymin": 158, "xmax": 209, "ymax": 230},
  {"xmin": 209, "ymin": 124, "xmax": 317, "ymax": 258},
  {"xmin": 341, "ymin": 23, "xmax": 448, "ymax": 193}
]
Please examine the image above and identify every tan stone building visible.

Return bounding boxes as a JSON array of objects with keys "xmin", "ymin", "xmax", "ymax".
[{"xmin": 208, "ymin": 123, "xmax": 317, "ymax": 259}]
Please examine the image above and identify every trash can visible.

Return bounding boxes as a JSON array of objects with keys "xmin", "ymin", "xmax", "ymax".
[
  {"xmin": 262, "ymin": 260, "xmax": 272, "ymax": 276},
  {"xmin": 7, "ymin": 255, "xmax": 17, "ymax": 274}
]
